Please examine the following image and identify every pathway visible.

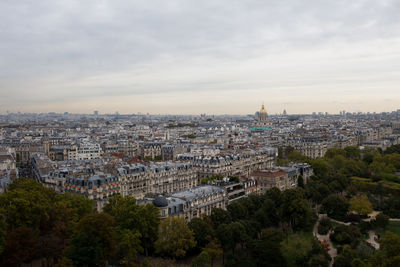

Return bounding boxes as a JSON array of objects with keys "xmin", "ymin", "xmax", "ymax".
[
  {"xmin": 313, "ymin": 214, "xmax": 337, "ymax": 267},
  {"xmin": 366, "ymin": 230, "xmax": 380, "ymax": 250}
]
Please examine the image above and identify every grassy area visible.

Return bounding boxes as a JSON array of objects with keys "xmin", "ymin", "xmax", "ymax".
[
  {"xmin": 281, "ymin": 232, "xmax": 314, "ymax": 267},
  {"xmin": 376, "ymin": 221, "xmax": 400, "ymax": 238},
  {"xmin": 386, "ymin": 221, "xmax": 400, "ymax": 235},
  {"xmin": 297, "ymin": 230, "xmax": 314, "ymax": 239}
]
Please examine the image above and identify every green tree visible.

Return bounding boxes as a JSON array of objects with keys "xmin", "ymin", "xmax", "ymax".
[
  {"xmin": 115, "ymin": 229, "xmax": 143, "ymax": 264},
  {"xmin": 0, "ymin": 178, "xmax": 55, "ymax": 230},
  {"xmin": 373, "ymin": 213, "xmax": 389, "ymax": 229},
  {"xmin": 334, "ymin": 245, "xmax": 355, "ymax": 267},
  {"xmin": 188, "ymin": 218, "xmax": 215, "ymax": 250},
  {"xmin": 103, "ymin": 195, "xmax": 160, "ymax": 255},
  {"xmin": 250, "ymin": 228, "xmax": 286, "ymax": 267},
  {"xmin": 330, "ymin": 225, "xmax": 361, "ymax": 245},
  {"xmin": 349, "ymin": 195, "xmax": 373, "ymax": 216},
  {"xmin": 137, "ymin": 203, "xmax": 161, "ymax": 255},
  {"xmin": 191, "ymin": 251, "xmax": 211, "ymax": 267},
  {"xmin": 155, "ymin": 217, "xmax": 196, "ymax": 258},
  {"xmin": 298, "ymin": 175, "xmax": 304, "ymax": 188},
  {"xmin": 345, "ymin": 146, "xmax": 361, "ymax": 160},
  {"xmin": 203, "ymin": 238, "xmax": 222, "ymax": 267},
  {"xmin": 370, "ymin": 232, "xmax": 400, "ymax": 266},
  {"xmin": 67, "ymin": 213, "xmax": 116, "ymax": 266},
  {"xmin": 255, "ymin": 198, "xmax": 281, "ymax": 227},
  {"xmin": 311, "ymin": 159, "xmax": 331, "ymax": 180},
  {"xmin": 281, "ymin": 188, "xmax": 315, "ymax": 231},
  {"xmin": 325, "ymin": 148, "xmax": 346, "ymax": 159},
  {"xmin": 216, "ymin": 222, "xmax": 248, "ymax": 254},
  {"xmin": 66, "ymin": 231, "xmax": 104, "ymax": 266},
  {"xmin": 227, "ymin": 201, "xmax": 248, "ymax": 221},
  {"xmin": 281, "ymin": 233, "xmax": 312, "ymax": 266},
  {"xmin": 318, "ymin": 217, "xmax": 332, "ymax": 235},
  {"xmin": 320, "ymin": 195, "xmax": 349, "ymax": 221},
  {"xmin": 383, "ymin": 195, "xmax": 400, "ymax": 218},
  {"xmin": 210, "ymin": 208, "xmax": 231, "ymax": 229}
]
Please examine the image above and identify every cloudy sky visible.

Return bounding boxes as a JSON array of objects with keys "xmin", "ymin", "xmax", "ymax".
[{"xmin": 1, "ymin": 0, "xmax": 400, "ymax": 115}]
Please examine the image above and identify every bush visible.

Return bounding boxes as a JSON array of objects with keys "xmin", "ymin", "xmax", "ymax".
[
  {"xmin": 317, "ymin": 218, "xmax": 332, "ymax": 235},
  {"xmin": 344, "ymin": 213, "xmax": 361, "ymax": 223},
  {"xmin": 191, "ymin": 251, "xmax": 211, "ymax": 267},
  {"xmin": 331, "ymin": 225, "xmax": 361, "ymax": 245}
]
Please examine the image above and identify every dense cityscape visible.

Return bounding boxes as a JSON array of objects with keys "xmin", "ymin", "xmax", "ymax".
[
  {"xmin": 1, "ymin": 106, "xmax": 400, "ymax": 266},
  {"xmin": 2, "ymin": 0, "xmax": 400, "ymax": 266}
]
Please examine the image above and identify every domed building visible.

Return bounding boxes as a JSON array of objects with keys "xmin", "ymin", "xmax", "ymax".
[
  {"xmin": 153, "ymin": 195, "xmax": 168, "ymax": 207},
  {"xmin": 256, "ymin": 104, "xmax": 270, "ymax": 127}
]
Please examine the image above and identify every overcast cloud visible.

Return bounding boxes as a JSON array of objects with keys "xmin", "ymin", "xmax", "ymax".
[{"xmin": 0, "ymin": 0, "xmax": 400, "ymax": 114}]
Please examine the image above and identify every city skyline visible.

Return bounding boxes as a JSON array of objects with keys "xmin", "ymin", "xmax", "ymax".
[{"xmin": 1, "ymin": 0, "xmax": 400, "ymax": 114}]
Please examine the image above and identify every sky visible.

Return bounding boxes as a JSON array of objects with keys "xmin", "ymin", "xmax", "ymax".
[{"xmin": 1, "ymin": 0, "xmax": 400, "ymax": 115}]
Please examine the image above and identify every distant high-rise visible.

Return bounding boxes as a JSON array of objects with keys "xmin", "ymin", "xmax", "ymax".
[
  {"xmin": 283, "ymin": 109, "xmax": 287, "ymax": 116},
  {"xmin": 94, "ymin": 110, "xmax": 99, "ymax": 116}
]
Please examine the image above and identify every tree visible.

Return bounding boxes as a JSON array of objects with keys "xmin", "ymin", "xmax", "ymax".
[
  {"xmin": 155, "ymin": 217, "xmax": 196, "ymax": 258},
  {"xmin": 325, "ymin": 148, "xmax": 346, "ymax": 159},
  {"xmin": 370, "ymin": 232, "xmax": 400, "ymax": 266},
  {"xmin": 191, "ymin": 251, "xmax": 211, "ymax": 267},
  {"xmin": 373, "ymin": 213, "xmax": 389, "ymax": 229},
  {"xmin": 66, "ymin": 213, "xmax": 116, "ymax": 266},
  {"xmin": 0, "ymin": 214, "xmax": 6, "ymax": 255},
  {"xmin": 298, "ymin": 175, "xmax": 304, "ymax": 188},
  {"xmin": 203, "ymin": 238, "xmax": 222, "ymax": 267},
  {"xmin": 103, "ymin": 195, "xmax": 140, "ymax": 230},
  {"xmin": 318, "ymin": 218, "xmax": 332, "ymax": 235},
  {"xmin": 320, "ymin": 195, "xmax": 349, "ymax": 221},
  {"xmin": 66, "ymin": 231, "xmax": 104, "ymax": 266},
  {"xmin": 227, "ymin": 201, "xmax": 248, "ymax": 221},
  {"xmin": 188, "ymin": 218, "xmax": 215, "ymax": 250},
  {"xmin": 281, "ymin": 188, "xmax": 315, "ymax": 231},
  {"xmin": 369, "ymin": 154, "xmax": 396, "ymax": 176},
  {"xmin": 311, "ymin": 159, "xmax": 331, "ymax": 180},
  {"xmin": 349, "ymin": 195, "xmax": 373, "ymax": 216},
  {"xmin": 282, "ymin": 234, "xmax": 309, "ymax": 265},
  {"xmin": 115, "ymin": 229, "xmax": 143, "ymax": 264},
  {"xmin": 216, "ymin": 222, "xmax": 248, "ymax": 254},
  {"xmin": 383, "ymin": 195, "xmax": 400, "ymax": 218},
  {"xmin": 55, "ymin": 193, "xmax": 94, "ymax": 224},
  {"xmin": 103, "ymin": 195, "xmax": 160, "ymax": 255},
  {"xmin": 0, "ymin": 178, "xmax": 55, "ymax": 230},
  {"xmin": 330, "ymin": 225, "xmax": 361, "ymax": 245},
  {"xmin": 306, "ymin": 182, "xmax": 331, "ymax": 204},
  {"xmin": 255, "ymin": 199, "xmax": 281, "ymax": 228},
  {"xmin": 249, "ymin": 228, "xmax": 286, "ymax": 267},
  {"xmin": 345, "ymin": 146, "xmax": 361, "ymax": 160},
  {"xmin": 334, "ymin": 245, "xmax": 355, "ymax": 267},
  {"xmin": 136, "ymin": 203, "xmax": 161, "ymax": 255},
  {"xmin": 380, "ymin": 231, "xmax": 400, "ymax": 258},
  {"xmin": 384, "ymin": 153, "xmax": 400, "ymax": 169},
  {"xmin": 1, "ymin": 226, "xmax": 39, "ymax": 266},
  {"xmin": 210, "ymin": 208, "xmax": 231, "ymax": 229}
]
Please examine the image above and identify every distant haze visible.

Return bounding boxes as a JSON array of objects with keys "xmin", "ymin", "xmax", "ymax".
[{"xmin": 1, "ymin": 0, "xmax": 400, "ymax": 115}]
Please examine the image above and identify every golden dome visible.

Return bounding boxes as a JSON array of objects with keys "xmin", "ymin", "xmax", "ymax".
[{"xmin": 260, "ymin": 104, "xmax": 267, "ymax": 114}]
